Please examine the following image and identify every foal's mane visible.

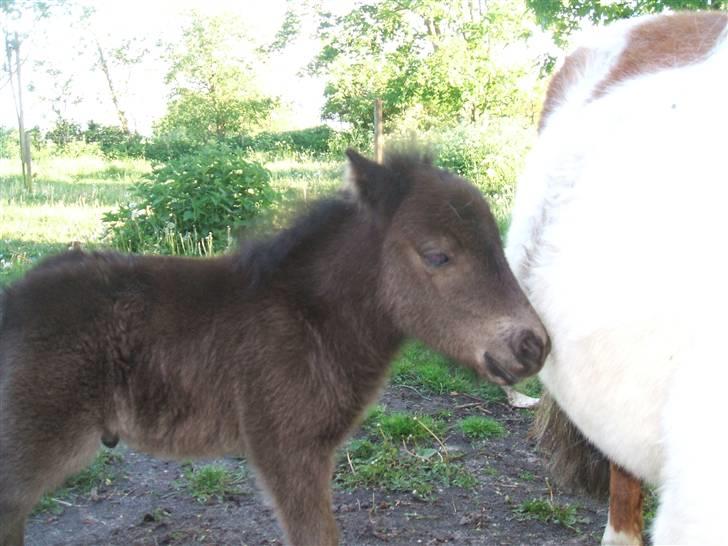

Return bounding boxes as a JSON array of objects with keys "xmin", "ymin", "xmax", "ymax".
[
  {"xmin": 235, "ymin": 196, "xmax": 355, "ymax": 291},
  {"xmin": 234, "ymin": 151, "xmax": 432, "ymax": 291}
]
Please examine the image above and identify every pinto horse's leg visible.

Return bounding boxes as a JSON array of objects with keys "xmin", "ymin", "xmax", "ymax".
[
  {"xmin": 602, "ymin": 463, "xmax": 643, "ymax": 546},
  {"xmin": 251, "ymin": 445, "xmax": 339, "ymax": 546}
]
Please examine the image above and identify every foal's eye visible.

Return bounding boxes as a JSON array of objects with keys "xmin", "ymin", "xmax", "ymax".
[{"xmin": 423, "ymin": 252, "xmax": 450, "ymax": 268}]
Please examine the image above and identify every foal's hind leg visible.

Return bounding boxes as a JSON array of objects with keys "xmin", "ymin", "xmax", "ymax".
[{"xmin": 250, "ymin": 444, "xmax": 339, "ymax": 546}]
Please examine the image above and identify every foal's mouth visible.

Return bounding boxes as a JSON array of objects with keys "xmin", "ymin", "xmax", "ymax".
[{"xmin": 484, "ymin": 353, "xmax": 517, "ymax": 385}]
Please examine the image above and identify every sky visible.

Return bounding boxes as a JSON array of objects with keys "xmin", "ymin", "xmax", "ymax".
[{"xmin": 1, "ymin": 0, "xmax": 353, "ymax": 135}]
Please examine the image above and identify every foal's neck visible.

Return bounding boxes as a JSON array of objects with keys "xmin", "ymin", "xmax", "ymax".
[{"xmin": 301, "ymin": 205, "xmax": 404, "ymax": 364}]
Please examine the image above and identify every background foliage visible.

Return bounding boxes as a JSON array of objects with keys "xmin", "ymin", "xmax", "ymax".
[
  {"xmin": 154, "ymin": 12, "xmax": 276, "ymax": 147},
  {"xmin": 527, "ymin": 0, "xmax": 727, "ymax": 45},
  {"xmin": 313, "ymin": 0, "xmax": 541, "ymax": 132},
  {"xmin": 3, "ymin": 0, "xmax": 724, "ymax": 257}
]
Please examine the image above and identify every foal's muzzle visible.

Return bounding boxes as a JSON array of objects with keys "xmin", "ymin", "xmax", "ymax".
[{"xmin": 484, "ymin": 328, "xmax": 550, "ymax": 385}]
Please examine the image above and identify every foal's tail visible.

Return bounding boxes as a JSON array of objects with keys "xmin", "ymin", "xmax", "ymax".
[{"xmin": 531, "ymin": 391, "xmax": 611, "ymax": 499}]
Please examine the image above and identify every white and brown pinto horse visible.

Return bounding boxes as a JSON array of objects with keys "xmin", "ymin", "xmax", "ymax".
[{"xmin": 506, "ymin": 11, "xmax": 728, "ymax": 545}]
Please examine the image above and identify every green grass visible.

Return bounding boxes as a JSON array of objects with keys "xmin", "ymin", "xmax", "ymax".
[
  {"xmin": 259, "ymin": 154, "xmax": 343, "ymax": 201},
  {"xmin": 391, "ymin": 342, "xmax": 541, "ymax": 404},
  {"xmin": 336, "ymin": 436, "xmax": 476, "ymax": 498},
  {"xmin": 366, "ymin": 410, "xmax": 446, "ymax": 442},
  {"xmin": 337, "ymin": 406, "xmax": 477, "ymax": 499},
  {"xmin": 182, "ymin": 463, "xmax": 247, "ymax": 504},
  {"xmin": 514, "ymin": 498, "xmax": 583, "ymax": 531},
  {"xmin": 458, "ymin": 416, "xmax": 507, "ymax": 440},
  {"xmin": 0, "ymin": 155, "xmax": 148, "ymax": 285},
  {"xmin": 391, "ymin": 342, "xmax": 504, "ymax": 400}
]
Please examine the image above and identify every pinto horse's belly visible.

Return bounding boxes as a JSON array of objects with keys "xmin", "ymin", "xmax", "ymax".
[{"xmin": 508, "ymin": 53, "xmax": 728, "ymax": 486}]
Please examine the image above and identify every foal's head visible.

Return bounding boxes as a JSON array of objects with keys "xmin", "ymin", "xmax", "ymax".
[{"xmin": 347, "ymin": 149, "xmax": 549, "ymax": 385}]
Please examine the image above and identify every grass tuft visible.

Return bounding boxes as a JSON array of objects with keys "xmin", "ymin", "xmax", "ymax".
[
  {"xmin": 338, "ymin": 407, "xmax": 476, "ymax": 499},
  {"xmin": 368, "ymin": 411, "xmax": 446, "ymax": 442},
  {"xmin": 182, "ymin": 464, "xmax": 247, "ymax": 504},
  {"xmin": 458, "ymin": 416, "xmax": 507, "ymax": 440},
  {"xmin": 514, "ymin": 497, "xmax": 583, "ymax": 531},
  {"xmin": 337, "ymin": 437, "xmax": 476, "ymax": 498}
]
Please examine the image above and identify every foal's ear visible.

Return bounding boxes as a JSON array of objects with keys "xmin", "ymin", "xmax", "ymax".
[{"xmin": 345, "ymin": 149, "xmax": 401, "ymax": 217}]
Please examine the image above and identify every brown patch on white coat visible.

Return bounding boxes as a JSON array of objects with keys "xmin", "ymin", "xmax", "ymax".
[
  {"xmin": 538, "ymin": 11, "xmax": 728, "ymax": 132},
  {"xmin": 602, "ymin": 464, "xmax": 644, "ymax": 546}
]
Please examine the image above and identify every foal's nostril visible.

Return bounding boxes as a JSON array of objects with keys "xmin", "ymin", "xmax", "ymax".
[{"xmin": 514, "ymin": 329, "xmax": 547, "ymax": 371}]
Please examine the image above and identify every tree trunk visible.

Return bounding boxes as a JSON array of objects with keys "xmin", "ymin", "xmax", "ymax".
[
  {"xmin": 5, "ymin": 32, "xmax": 32, "ymax": 191},
  {"xmin": 96, "ymin": 39, "xmax": 129, "ymax": 133}
]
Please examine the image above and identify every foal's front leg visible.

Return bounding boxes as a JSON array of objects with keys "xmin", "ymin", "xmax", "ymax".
[{"xmin": 252, "ymin": 445, "xmax": 339, "ymax": 546}]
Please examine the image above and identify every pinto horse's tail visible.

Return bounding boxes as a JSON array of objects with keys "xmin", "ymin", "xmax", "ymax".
[{"xmin": 531, "ymin": 391, "xmax": 610, "ymax": 499}]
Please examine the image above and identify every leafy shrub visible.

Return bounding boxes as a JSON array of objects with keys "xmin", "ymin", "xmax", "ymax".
[
  {"xmin": 388, "ymin": 119, "xmax": 537, "ymax": 234},
  {"xmin": 103, "ymin": 144, "xmax": 275, "ymax": 254},
  {"xmin": 45, "ymin": 118, "xmax": 83, "ymax": 149},
  {"xmin": 326, "ymin": 127, "xmax": 371, "ymax": 157},
  {"xmin": 428, "ymin": 120, "xmax": 535, "ymax": 194},
  {"xmin": 0, "ymin": 127, "xmax": 18, "ymax": 158},
  {"xmin": 240, "ymin": 126, "xmax": 335, "ymax": 157},
  {"xmin": 50, "ymin": 139, "xmax": 104, "ymax": 159},
  {"xmin": 143, "ymin": 134, "xmax": 197, "ymax": 162},
  {"xmin": 84, "ymin": 121, "xmax": 145, "ymax": 159}
]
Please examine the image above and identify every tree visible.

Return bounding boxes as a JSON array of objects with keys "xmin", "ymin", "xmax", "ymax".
[
  {"xmin": 312, "ymin": 0, "xmax": 538, "ymax": 132},
  {"xmin": 156, "ymin": 12, "xmax": 276, "ymax": 144},
  {"xmin": 1, "ymin": 0, "xmax": 68, "ymax": 190},
  {"xmin": 527, "ymin": 0, "xmax": 727, "ymax": 46}
]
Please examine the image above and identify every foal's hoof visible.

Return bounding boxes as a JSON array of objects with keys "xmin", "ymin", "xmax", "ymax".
[{"xmin": 503, "ymin": 386, "xmax": 540, "ymax": 409}]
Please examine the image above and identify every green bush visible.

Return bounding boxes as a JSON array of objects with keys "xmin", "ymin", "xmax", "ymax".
[
  {"xmin": 429, "ymin": 120, "xmax": 534, "ymax": 194},
  {"xmin": 240, "ymin": 126, "xmax": 335, "ymax": 157},
  {"xmin": 0, "ymin": 127, "xmax": 18, "ymax": 158},
  {"xmin": 143, "ymin": 134, "xmax": 197, "ymax": 162},
  {"xmin": 103, "ymin": 144, "xmax": 275, "ymax": 254},
  {"xmin": 45, "ymin": 118, "xmax": 83, "ymax": 149},
  {"xmin": 84, "ymin": 121, "xmax": 145, "ymax": 159},
  {"xmin": 388, "ymin": 119, "xmax": 536, "ymax": 235}
]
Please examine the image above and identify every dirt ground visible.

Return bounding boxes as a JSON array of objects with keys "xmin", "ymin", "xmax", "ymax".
[{"xmin": 25, "ymin": 385, "xmax": 608, "ymax": 546}]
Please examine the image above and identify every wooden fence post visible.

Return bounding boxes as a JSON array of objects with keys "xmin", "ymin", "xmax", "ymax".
[
  {"xmin": 21, "ymin": 130, "xmax": 32, "ymax": 189},
  {"xmin": 374, "ymin": 99, "xmax": 383, "ymax": 163}
]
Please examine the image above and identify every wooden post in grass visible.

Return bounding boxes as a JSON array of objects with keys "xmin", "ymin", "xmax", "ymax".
[
  {"xmin": 21, "ymin": 130, "xmax": 32, "ymax": 190},
  {"xmin": 374, "ymin": 99, "xmax": 384, "ymax": 164}
]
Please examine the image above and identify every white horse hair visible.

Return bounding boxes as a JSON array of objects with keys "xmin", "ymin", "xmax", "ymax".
[{"xmin": 506, "ymin": 11, "xmax": 728, "ymax": 545}]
